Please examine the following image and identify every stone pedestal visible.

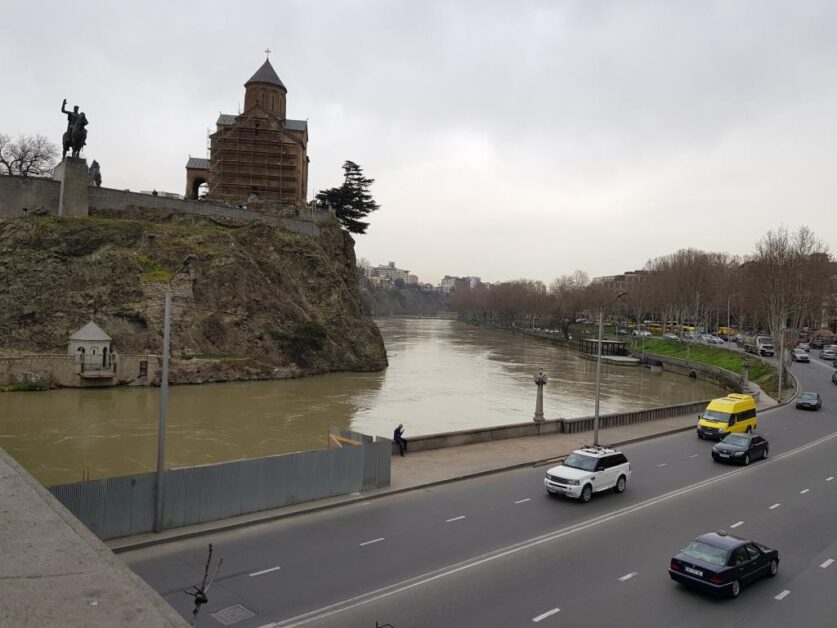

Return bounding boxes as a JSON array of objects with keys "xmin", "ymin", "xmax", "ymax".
[{"xmin": 53, "ymin": 158, "xmax": 89, "ymax": 217}]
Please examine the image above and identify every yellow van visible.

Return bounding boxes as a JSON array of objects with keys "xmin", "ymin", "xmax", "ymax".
[{"xmin": 697, "ymin": 394, "xmax": 758, "ymax": 440}]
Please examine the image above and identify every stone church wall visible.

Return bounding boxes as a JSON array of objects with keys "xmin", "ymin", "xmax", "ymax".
[
  {"xmin": 0, "ymin": 175, "xmax": 330, "ymax": 237},
  {"xmin": 0, "ymin": 353, "xmax": 159, "ymax": 389}
]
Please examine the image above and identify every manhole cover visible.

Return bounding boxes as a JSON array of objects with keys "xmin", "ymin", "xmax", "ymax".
[{"xmin": 211, "ymin": 604, "xmax": 256, "ymax": 625}]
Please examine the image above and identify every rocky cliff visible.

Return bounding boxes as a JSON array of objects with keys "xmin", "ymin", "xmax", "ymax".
[
  {"xmin": 361, "ymin": 284, "xmax": 448, "ymax": 316},
  {"xmin": 0, "ymin": 210, "xmax": 387, "ymax": 383}
]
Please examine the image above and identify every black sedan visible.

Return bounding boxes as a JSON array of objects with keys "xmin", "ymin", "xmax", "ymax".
[
  {"xmin": 669, "ymin": 531, "xmax": 779, "ymax": 598},
  {"xmin": 711, "ymin": 433, "xmax": 768, "ymax": 465},
  {"xmin": 796, "ymin": 391, "xmax": 822, "ymax": 410}
]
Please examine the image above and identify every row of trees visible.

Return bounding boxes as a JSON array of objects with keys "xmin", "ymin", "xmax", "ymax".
[{"xmin": 451, "ymin": 226, "xmax": 836, "ymax": 344}]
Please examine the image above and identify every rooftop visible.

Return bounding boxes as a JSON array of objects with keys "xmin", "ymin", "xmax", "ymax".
[
  {"xmin": 69, "ymin": 320, "xmax": 111, "ymax": 342},
  {"xmin": 216, "ymin": 114, "xmax": 307, "ymax": 132},
  {"xmin": 245, "ymin": 58, "xmax": 286, "ymax": 90}
]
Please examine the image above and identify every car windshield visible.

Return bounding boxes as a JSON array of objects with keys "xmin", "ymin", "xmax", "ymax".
[
  {"xmin": 800, "ymin": 393, "xmax": 818, "ymax": 400},
  {"xmin": 682, "ymin": 541, "xmax": 729, "ymax": 566},
  {"xmin": 562, "ymin": 453, "xmax": 598, "ymax": 471},
  {"xmin": 702, "ymin": 410, "xmax": 732, "ymax": 424},
  {"xmin": 722, "ymin": 435, "xmax": 749, "ymax": 447}
]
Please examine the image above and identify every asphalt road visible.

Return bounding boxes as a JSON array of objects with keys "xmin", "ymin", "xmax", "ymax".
[{"xmin": 123, "ymin": 358, "xmax": 837, "ymax": 628}]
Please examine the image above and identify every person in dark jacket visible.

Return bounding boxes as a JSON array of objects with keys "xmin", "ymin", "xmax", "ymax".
[{"xmin": 393, "ymin": 424, "xmax": 407, "ymax": 456}]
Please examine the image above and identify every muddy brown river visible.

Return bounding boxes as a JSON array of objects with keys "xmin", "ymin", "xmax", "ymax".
[{"xmin": 0, "ymin": 318, "xmax": 724, "ymax": 485}]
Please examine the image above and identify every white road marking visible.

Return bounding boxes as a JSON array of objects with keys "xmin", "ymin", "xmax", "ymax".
[
  {"xmin": 800, "ymin": 489, "xmax": 810, "ymax": 494},
  {"xmin": 617, "ymin": 571, "xmax": 638, "ymax": 582},
  {"xmin": 515, "ymin": 498, "xmax": 532, "ymax": 504},
  {"xmin": 258, "ymin": 430, "xmax": 837, "ymax": 628},
  {"xmin": 532, "ymin": 608, "xmax": 560, "ymax": 622},
  {"xmin": 446, "ymin": 515, "xmax": 466, "ymax": 523},
  {"xmin": 689, "ymin": 454, "xmax": 699, "ymax": 458},
  {"xmin": 730, "ymin": 521, "xmax": 744, "ymax": 529},
  {"xmin": 775, "ymin": 589, "xmax": 791, "ymax": 601},
  {"xmin": 657, "ymin": 463, "xmax": 668, "ymax": 467},
  {"xmin": 820, "ymin": 559, "xmax": 834, "ymax": 569},
  {"xmin": 827, "ymin": 476, "xmax": 834, "ymax": 482},
  {"xmin": 250, "ymin": 566, "xmax": 281, "ymax": 577},
  {"xmin": 769, "ymin": 503, "xmax": 781, "ymax": 510},
  {"xmin": 360, "ymin": 537, "xmax": 385, "ymax": 547}
]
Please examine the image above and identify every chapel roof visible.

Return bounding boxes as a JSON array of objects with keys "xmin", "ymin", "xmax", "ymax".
[
  {"xmin": 216, "ymin": 114, "xmax": 307, "ymax": 132},
  {"xmin": 185, "ymin": 157, "xmax": 209, "ymax": 170},
  {"xmin": 69, "ymin": 320, "xmax": 112, "ymax": 342},
  {"xmin": 245, "ymin": 59, "xmax": 287, "ymax": 90}
]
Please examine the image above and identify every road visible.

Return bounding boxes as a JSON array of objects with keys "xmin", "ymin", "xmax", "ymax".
[{"xmin": 123, "ymin": 358, "xmax": 837, "ymax": 628}]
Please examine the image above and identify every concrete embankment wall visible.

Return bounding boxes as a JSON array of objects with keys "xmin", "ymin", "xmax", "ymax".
[
  {"xmin": 634, "ymin": 353, "xmax": 743, "ymax": 391},
  {"xmin": 396, "ymin": 399, "xmax": 712, "ymax": 454},
  {"xmin": 49, "ymin": 431, "xmax": 390, "ymax": 541},
  {"xmin": 0, "ymin": 447, "xmax": 188, "ymax": 627},
  {"xmin": 0, "ymin": 353, "xmax": 159, "ymax": 388}
]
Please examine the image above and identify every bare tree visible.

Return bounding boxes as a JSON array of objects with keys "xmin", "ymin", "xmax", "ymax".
[
  {"xmin": 549, "ymin": 271, "xmax": 590, "ymax": 339},
  {"xmin": 0, "ymin": 133, "xmax": 59, "ymax": 177}
]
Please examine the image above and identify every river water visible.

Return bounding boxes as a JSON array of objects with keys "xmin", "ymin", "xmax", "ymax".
[{"xmin": 0, "ymin": 318, "xmax": 724, "ymax": 485}]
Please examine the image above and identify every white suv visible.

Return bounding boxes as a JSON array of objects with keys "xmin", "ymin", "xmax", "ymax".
[{"xmin": 544, "ymin": 446, "xmax": 631, "ymax": 503}]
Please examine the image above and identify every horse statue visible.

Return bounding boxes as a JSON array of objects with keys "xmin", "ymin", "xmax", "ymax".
[{"xmin": 61, "ymin": 99, "xmax": 88, "ymax": 159}]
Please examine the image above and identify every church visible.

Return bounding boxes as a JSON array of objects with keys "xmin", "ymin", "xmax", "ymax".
[{"xmin": 185, "ymin": 56, "xmax": 309, "ymax": 206}]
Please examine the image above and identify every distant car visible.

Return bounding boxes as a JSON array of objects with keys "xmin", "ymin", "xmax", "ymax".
[
  {"xmin": 662, "ymin": 333, "xmax": 680, "ymax": 341},
  {"xmin": 797, "ymin": 342, "xmax": 811, "ymax": 351},
  {"xmin": 709, "ymin": 336, "xmax": 725, "ymax": 345},
  {"xmin": 669, "ymin": 531, "xmax": 779, "ymax": 598},
  {"xmin": 544, "ymin": 446, "xmax": 631, "ymax": 503},
  {"xmin": 791, "ymin": 349, "xmax": 809, "ymax": 363},
  {"xmin": 712, "ymin": 433, "xmax": 768, "ymax": 465},
  {"xmin": 796, "ymin": 391, "xmax": 822, "ymax": 411},
  {"xmin": 633, "ymin": 330, "xmax": 652, "ymax": 337},
  {"xmin": 821, "ymin": 349, "xmax": 837, "ymax": 361}
]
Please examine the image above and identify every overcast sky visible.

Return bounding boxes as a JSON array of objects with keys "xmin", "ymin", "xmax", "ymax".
[{"xmin": 3, "ymin": 1, "xmax": 836, "ymax": 285}]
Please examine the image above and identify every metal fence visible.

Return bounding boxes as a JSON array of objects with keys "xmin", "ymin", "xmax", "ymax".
[{"xmin": 49, "ymin": 431, "xmax": 390, "ymax": 541}]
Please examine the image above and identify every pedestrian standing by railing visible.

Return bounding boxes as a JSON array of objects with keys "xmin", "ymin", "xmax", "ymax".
[{"xmin": 393, "ymin": 423, "xmax": 408, "ymax": 456}]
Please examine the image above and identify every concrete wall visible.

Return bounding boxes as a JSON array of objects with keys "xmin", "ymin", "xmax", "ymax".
[
  {"xmin": 0, "ymin": 174, "xmax": 331, "ymax": 238},
  {"xmin": 0, "ymin": 353, "xmax": 159, "ymax": 388},
  {"xmin": 48, "ymin": 434, "xmax": 391, "ymax": 540},
  {"xmin": 0, "ymin": 447, "xmax": 188, "ymax": 627},
  {"xmin": 0, "ymin": 175, "xmax": 60, "ymax": 216}
]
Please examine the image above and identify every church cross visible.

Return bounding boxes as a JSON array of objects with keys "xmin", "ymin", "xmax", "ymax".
[{"xmin": 265, "ymin": 48, "xmax": 271, "ymax": 58}]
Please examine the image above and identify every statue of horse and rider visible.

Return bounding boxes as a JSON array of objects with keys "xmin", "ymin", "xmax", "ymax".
[{"xmin": 61, "ymin": 99, "xmax": 88, "ymax": 159}]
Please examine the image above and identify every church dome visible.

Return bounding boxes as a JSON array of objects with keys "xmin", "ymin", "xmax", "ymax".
[{"xmin": 245, "ymin": 59, "xmax": 286, "ymax": 91}]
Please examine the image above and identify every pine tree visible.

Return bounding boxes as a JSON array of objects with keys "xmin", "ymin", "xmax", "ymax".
[{"xmin": 316, "ymin": 161, "xmax": 380, "ymax": 234}]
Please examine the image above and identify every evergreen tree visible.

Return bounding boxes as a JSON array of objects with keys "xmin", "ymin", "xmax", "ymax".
[{"xmin": 316, "ymin": 160, "xmax": 380, "ymax": 234}]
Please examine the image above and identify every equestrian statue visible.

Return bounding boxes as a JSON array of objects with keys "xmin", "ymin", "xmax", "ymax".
[{"xmin": 61, "ymin": 98, "xmax": 88, "ymax": 159}]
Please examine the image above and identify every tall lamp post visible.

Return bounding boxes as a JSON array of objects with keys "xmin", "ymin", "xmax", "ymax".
[
  {"xmin": 593, "ymin": 291, "xmax": 627, "ymax": 446},
  {"xmin": 154, "ymin": 253, "xmax": 197, "ymax": 533}
]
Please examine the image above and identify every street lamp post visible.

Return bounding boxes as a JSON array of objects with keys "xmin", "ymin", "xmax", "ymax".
[
  {"xmin": 154, "ymin": 254, "xmax": 197, "ymax": 533},
  {"xmin": 593, "ymin": 291, "xmax": 626, "ymax": 446},
  {"xmin": 533, "ymin": 370, "xmax": 548, "ymax": 422}
]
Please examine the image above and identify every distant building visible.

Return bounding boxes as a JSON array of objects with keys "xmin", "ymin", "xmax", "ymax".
[
  {"xmin": 591, "ymin": 269, "xmax": 648, "ymax": 292},
  {"xmin": 372, "ymin": 261, "xmax": 411, "ymax": 283},
  {"xmin": 439, "ymin": 275, "xmax": 458, "ymax": 292},
  {"xmin": 185, "ymin": 56, "xmax": 309, "ymax": 206},
  {"xmin": 438, "ymin": 275, "xmax": 481, "ymax": 292}
]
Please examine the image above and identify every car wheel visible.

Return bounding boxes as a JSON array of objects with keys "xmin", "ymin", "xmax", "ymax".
[
  {"xmin": 763, "ymin": 446, "xmax": 769, "ymax": 459},
  {"xmin": 698, "ymin": 433, "xmax": 704, "ymax": 440},
  {"xmin": 579, "ymin": 484, "xmax": 593, "ymax": 503},
  {"xmin": 730, "ymin": 580, "xmax": 741, "ymax": 598},
  {"xmin": 768, "ymin": 560, "xmax": 779, "ymax": 577},
  {"xmin": 614, "ymin": 475, "xmax": 627, "ymax": 493},
  {"xmin": 743, "ymin": 454, "xmax": 750, "ymax": 466},
  {"xmin": 746, "ymin": 426, "xmax": 753, "ymax": 434}
]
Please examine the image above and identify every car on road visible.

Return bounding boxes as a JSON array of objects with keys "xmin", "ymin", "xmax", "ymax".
[
  {"xmin": 791, "ymin": 349, "xmax": 809, "ymax": 362},
  {"xmin": 711, "ymin": 433, "xmax": 768, "ymax": 465},
  {"xmin": 797, "ymin": 342, "xmax": 811, "ymax": 351},
  {"xmin": 662, "ymin": 333, "xmax": 680, "ymax": 341},
  {"xmin": 669, "ymin": 530, "xmax": 779, "ymax": 598},
  {"xmin": 796, "ymin": 391, "xmax": 822, "ymax": 411},
  {"xmin": 697, "ymin": 394, "xmax": 758, "ymax": 440},
  {"xmin": 633, "ymin": 329, "xmax": 652, "ymax": 337},
  {"xmin": 820, "ymin": 348, "xmax": 837, "ymax": 361},
  {"xmin": 544, "ymin": 446, "xmax": 631, "ymax": 503}
]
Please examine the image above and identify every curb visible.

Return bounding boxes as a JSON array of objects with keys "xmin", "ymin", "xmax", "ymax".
[{"xmin": 109, "ymin": 423, "xmax": 696, "ymax": 553}]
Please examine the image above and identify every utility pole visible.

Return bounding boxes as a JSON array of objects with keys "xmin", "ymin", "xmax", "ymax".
[{"xmin": 776, "ymin": 325, "xmax": 785, "ymax": 403}]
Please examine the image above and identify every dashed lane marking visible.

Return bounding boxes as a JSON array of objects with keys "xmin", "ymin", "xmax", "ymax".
[
  {"xmin": 800, "ymin": 489, "xmax": 810, "ymax": 494},
  {"xmin": 657, "ymin": 463, "xmax": 668, "ymax": 467},
  {"xmin": 360, "ymin": 538, "xmax": 384, "ymax": 547},
  {"xmin": 515, "ymin": 498, "xmax": 532, "ymax": 504},
  {"xmin": 617, "ymin": 572, "xmax": 638, "ymax": 582},
  {"xmin": 827, "ymin": 476, "xmax": 834, "ymax": 482},
  {"xmin": 532, "ymin": 608, "xmax": 560, "ymax": 622},
  {"xmin": 446, "ymin": 515, "xmax": 466, "ymax": 523},
  {"xmin": 820, "ymin": 559, "xmax": 834, "ymax": 569},
  {"xmin": 689, "ymin": 454, "xmax": 699, "ymax": 458},
  {"xmin": 730, "ymin": 521, "xmax": 744, "ymax": 529},
  {"xmin": 769, "ymin": 503, "xmax": 781, "ymax": 510},
  {"xmin": 250, "ymin": 566, "xmax": 281, "ymax": 577},
  {"xmin": 258, "ymin": 430, "xmax": 837, "ymax": 628},
  {"xmin": 775, "ymin": 590, "xmax": 791, "ymax": 601}
]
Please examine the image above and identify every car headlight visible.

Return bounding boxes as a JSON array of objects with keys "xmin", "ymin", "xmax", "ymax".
[
  {"xmin": 566, "ymin": 479, "xmax": 580, "ymax": 485},
  {"xmin": 733, "ymin": 451, "xmax": 745, "ymax": 456}
]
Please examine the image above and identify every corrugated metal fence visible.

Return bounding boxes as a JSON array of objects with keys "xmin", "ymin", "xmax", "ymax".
[{"xmin": 48, "ymin": 430, "xmax": 390, "ymax": 541}]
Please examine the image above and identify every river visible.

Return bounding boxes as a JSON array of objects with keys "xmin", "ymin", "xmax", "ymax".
[{"xmin": 0, "ymin": 318, "xmax": 725, "ymax": 485}]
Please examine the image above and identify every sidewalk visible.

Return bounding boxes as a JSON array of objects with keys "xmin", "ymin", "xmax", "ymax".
[{"xmin": 109, "ymin": 412, "xmax": 702, "ymax": 552}]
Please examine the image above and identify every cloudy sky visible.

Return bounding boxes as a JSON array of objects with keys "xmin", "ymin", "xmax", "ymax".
[{"xmin": 3, "ymin": 1, "xmax": 836, "ymax": 285}]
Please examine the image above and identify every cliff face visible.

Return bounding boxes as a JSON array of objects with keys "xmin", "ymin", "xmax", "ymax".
[
  {"xmin": 361, "ymin": 284, "xmax": 448, "ymax": 316},
  {"xmin": 0, "ymin": 211, "xmax": 387, "ymax": 382}
]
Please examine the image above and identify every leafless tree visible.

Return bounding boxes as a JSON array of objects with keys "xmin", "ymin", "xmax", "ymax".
[
  {"xmin": 548, "ymin": 271, "xmax": 590, "ymax": 339},
  {"xmin": 0, "ymin": 133, "xmax": 59, "ymax": 177}
]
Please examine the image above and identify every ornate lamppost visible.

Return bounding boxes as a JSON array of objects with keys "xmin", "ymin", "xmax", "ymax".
[{"xmin": 533, "ymin": 370, "xmax": 548, "ymax": 422}]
